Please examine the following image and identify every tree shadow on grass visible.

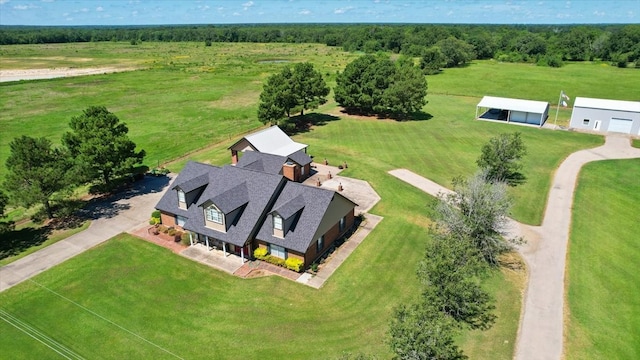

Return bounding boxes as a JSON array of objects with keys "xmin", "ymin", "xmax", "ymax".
[
  {"xmin": 281, "ymin": 113, "xmax": 340, "ymax": 135},
  {"xmin": 505, "ymin": 172, "xmax": 527, "ymax": 187},
  {"xmin": 338, "ymin": 107, "xmax": 433, "ymax": 122}
]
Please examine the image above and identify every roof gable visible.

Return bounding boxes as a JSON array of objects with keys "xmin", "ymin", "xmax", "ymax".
[
  {"xmin": 231, "ymin": 126, "xmax": 308, "ymax": 157},
  {"xmin": 202, "ymin": 182, "xmax": 249, "ymax": 214}
]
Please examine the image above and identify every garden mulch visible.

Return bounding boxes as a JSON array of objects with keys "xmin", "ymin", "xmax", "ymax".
[{"xmin": 129, "ymin": 225, "xmax": 187, "ymax": 254}]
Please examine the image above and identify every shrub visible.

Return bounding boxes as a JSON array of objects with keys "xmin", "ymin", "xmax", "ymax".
[
  {"xmin": 181, "ymin": 232, "xmax": 191, "ymax": 245},
  {"xmin": 151, "ymin": 210, "xmax": 161, "ymax": 219},
  {"xmin": 285, "ymin": 258, "xmax": 304, "ymax": 272},
  {"xmin": 149, "ymin": 218, "xmax": 158, "ymax": 225},
  {"xmin": 167, "ymin": 228, "xmax": 176, "ymax": 236},
  {"xmin": 254, "ymin": 247, "xmax": 268, "ymax": 260},
  {"xmin": 158, "ymin": 225, "xmax": 168, "ymax": 233},
  {"xmin": 311, "ymin": 262, "xmax": 319, "ymax": 272},
  {"xmin": 265, "ymin": 255, "xmax": 286, "ymax": 267}
]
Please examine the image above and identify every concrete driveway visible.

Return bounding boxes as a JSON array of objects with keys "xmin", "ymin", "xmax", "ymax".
[
  {"xmin": 389, "ymin": 134, "xmax": 640, "ymax": 360},
  {"xmin": 0, "ymin": 175, "xmax": 172, "ymax": 292}
]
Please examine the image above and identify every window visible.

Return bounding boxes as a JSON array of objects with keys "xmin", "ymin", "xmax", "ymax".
[
  {"xmin": 339, "ymin": 216, "xmax": 346, "ymax": 232},
  {"xmin": 269, "ymin": 244, "xmax": 287, "ymax": 259},
  {"xmin": 176, "ymin": 215, "xmax": 187, "ymax": 227},
  {"xmin": 583, "ymin": 119, "xmax": 590, "ymax": 126},
  {"xmin": 177, "ymin": 190, "xmax": 186, "ymax": 203},
  {"xmin": 273, "ymin": 215, "xmax": 283, "ymax": 230},
  {"xmin": 205, "ymin": 206, "xmax": 223, "ymax": 224},
  {"xmin": 300, "ymin": 165, "xmax": 305, "ymax": 176},
  {"xmin": 317, "ymin": 235, "xmax": 324, "ymax": 252}
]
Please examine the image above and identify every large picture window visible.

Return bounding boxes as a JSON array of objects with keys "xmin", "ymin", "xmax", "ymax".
[
  {"xmin": 269, "ymin": 244, "xmax": 287, "ymax": 259},
  {"xmin": 177, "ymin": 190, "xmax": 186, "ymax": 203},
  {"xmin": 206, "ymin": 206, "xmax": 223, "ymax": 224},
  {"xmin": 176, "ymin": 215, "xmax": 187, "ymax": 227}
]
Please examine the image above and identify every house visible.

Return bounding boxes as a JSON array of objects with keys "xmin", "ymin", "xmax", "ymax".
[
  {"xmin": 476, "ymin": 96, "xmax": 549, "ymax": 127},
  {"xmin": 154, "ymin": 161, "xmax": 356, "ymax": 267},
  {"xmin": 569, "ymin": 97, "xmax": 640, "ymax": 135},
  {"xmin": 229, "ymin": 126, "xmax": 308, "ymax": 164}
]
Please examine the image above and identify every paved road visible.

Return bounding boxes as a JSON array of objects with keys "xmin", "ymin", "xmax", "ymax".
[
  {"xmin": 389, "ymin": 134, "xmax": 640, "ymax": 360},
  {"xmin": 0, "ymin": 175, "xmax": 171, "ymax": 292}
]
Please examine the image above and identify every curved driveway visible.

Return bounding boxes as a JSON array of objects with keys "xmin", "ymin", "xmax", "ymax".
[{"xmin": 389, "ymin": 134, "xmax": 640, "ymax": 360}]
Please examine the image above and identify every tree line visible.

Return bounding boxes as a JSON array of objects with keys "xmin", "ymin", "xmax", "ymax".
[{"xmin": 1, "ymin": 24, "xmax": 639, "ymax": 67}]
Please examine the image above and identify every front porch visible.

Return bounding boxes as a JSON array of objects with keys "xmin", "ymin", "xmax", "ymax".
[
  {"xmin": 180, "ymin": 243, "xmax": 246, "ymax": 275},
  {"xmin": 187, "ymin": 233, "xmax": 250, "ymax": 264}
]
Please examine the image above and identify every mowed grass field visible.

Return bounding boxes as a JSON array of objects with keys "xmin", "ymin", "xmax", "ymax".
[
  {"xmin": 0, "ymin": 42, "xmax": 638, "ymax": 358},
  {"xmin": 565, "ymin": 159, "xmax": 640, "ymax": 359}
]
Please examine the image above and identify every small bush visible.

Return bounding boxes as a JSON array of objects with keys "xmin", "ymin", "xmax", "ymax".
[
  {"xmin": 311, "ymin": 263, "xmax": 319, "ymax": 272},
  {"xmin": 168, "ymin": 228, "xmax": 177, "ymax": 236},
  {"xmin": 151, "ymin": 210, "xmax": 161, "ymax": 219},
  {"xmin": 265, "ymin": 255, "xmax": 286, "ymax": 267},
  {"xmin": 149, "ymin": 218, "xmax": 158, "ymax": 225},
  {"xmin": 158, "ymin": 225, "xmax": 168, "ymax": 233},
  {"xmin": 285, "ymin": 258, "xmax": 304, "ymax": 272},
  {"xmin": 254, "ymin": 247, "xmax": 268, "ymax": 260},
  {"xmin": 181, "ymin": 232, "xmax": 191, "ymax": 245}
]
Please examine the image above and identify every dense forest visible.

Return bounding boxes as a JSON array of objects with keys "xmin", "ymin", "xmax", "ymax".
[{"xmin": 1, "ymin": 24, "xmax": 639, "ymax": 67}]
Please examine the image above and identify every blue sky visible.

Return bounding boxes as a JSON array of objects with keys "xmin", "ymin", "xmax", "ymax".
[{"xmin": 0, "ymin": 0, "xmax": 638, "ymax": 26}]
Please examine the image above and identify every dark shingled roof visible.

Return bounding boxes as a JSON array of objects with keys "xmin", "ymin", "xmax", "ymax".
[
  {"xmin": 202, "ymin": 182, "xmax": 249, "ymax": 214},
  {"xmin": 173, "ymin": 172, "xmax": 209, "ymax": 193},
  {"xmin": 256, "ymin": 182, "xmax": 336, "ymax": 253},
  {"xmin": 235, "ymin": 151, "xmax": 285, "ymax": 175},
  {"xmin": 182, "ymin": 165, "xmax": 285, "ymax": 247},
  {"xmin": 272, "ymin": 194, "xmax": 305, "ymax": 220},
  {"xmin": 287, "ymin": 150, "xmax": 312, "ymax": 166},
  {"xmin": 156, "ymin": 161, "xmax": 220, "ymax": 217}
]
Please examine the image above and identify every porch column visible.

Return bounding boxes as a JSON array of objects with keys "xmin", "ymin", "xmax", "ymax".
[
  {"xmin": 240, "ymin": 247, "xmax": 245, "ymax": 263},
  {"xmin": 189, "ymin": 232, "xmax": 193, "ymax": 246},
  {"xmin": 205, "ymin": 236, "xmax": 210, "ymax": 250},
  {"xmin": 223, "ymin": 242, "xmax": 227, "ymax": 257}
]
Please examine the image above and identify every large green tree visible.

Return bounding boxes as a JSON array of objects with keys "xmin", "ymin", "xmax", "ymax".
[
  {"xmin": 417, "ymin": 233, "xmax": 495, "ymax": 330},
  {"xmin": 3, "ymin": 136, "xmax": 73, "ymax": 219},
  {"xmin": 0, "ymin": 189, "xmax": 12, "ymax": 233},
  {"xmin": 257, "ymin": 62, "xmax": 329, "ymax": 124},
  {"xmin": 476, "ymin": 132, "xmax": 527, "ymax": 185},
  {"xmin": 436, "ymin": 37, "xmax": 476, "ymax": 68},
  {"xmin": 334, "ymin": 55, "xmax": 427, "ymax": 117},
  {"xmin": 63, "ymin": 106, "xmax": 145, "ymax": 187},
  {"xmin": 388, "ymin": 302, "xmax": 467, "ymax": 360}
]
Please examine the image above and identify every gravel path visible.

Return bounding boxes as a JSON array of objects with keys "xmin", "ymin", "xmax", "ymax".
[{"xmin": 389, "ymin": 134, "xmax": 640, "ymax": 360}]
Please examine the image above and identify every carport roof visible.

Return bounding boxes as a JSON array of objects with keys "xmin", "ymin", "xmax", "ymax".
[{"xmin": 478, "ymin": 96, "xmax": 549, "ymax": 114}]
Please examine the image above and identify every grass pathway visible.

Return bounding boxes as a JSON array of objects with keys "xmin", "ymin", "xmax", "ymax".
[{"xmin": 389, "ymin": 134, "xmax": 640, "ymax": 360}]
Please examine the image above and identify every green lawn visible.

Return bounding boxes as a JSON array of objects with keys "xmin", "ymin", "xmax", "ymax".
[{"xmin": 566, "ymin": 159, "xmax": 640, "ymax": 359}]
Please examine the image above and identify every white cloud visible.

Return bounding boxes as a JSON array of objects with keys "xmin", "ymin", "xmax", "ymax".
[
  {"xmin": 447, "ymin": 10, "xmax": 454, "ymax": 16},
  {"xmin": 233, "ymin": 11, "xmax": 240, "ymax": 16},
  {"xmin": 132, "ymin": 10, "xmax": 138, "ymax": 16},
  {"xmin": 299, "ymin": 9, "xmax": 310, "ymax": 15},
  {"xmin": 198, "ymin": 4, "xmax": 209, "ymax": 10},
  {"xmin": 0, "ymin": 0, "xmax": 10, "ymax": 4},
  {"xmin": 593, "ymin": 10, "xmax": 605, "ymax": 16},
  {"xmin": 334, "ymin": 6, "xmax": 353, "ymax": 14},
  {"xmin": 41, "ymin": 0, "xmax": 55, "ymax": 2},
  {"xmin": 242, "ymin": 1, "xmax": 253, "ymax": 10},
  {"xmin": 96, "ymin": 6, "xmax": 103, "ymax": 12},
  {"xmin": 80, "ymin": 7, "xmax": 88, "ymax": 12}
]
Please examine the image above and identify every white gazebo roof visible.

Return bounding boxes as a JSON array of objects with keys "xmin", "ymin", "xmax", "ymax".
[
  {"xmin": 573, "ymin": 97, "xmax": 640, "ymax": 113},
  {"xmin": 477, "ymin": 96, "xmax": 549, "ymax": 114},
  {"xmin": 244, "ymin": 126, "xmax": 308, "ymax": 157}
]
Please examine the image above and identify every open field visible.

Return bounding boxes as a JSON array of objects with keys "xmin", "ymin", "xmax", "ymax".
[
  {"xmin": 1, "ymin": 42, "xmax": 638, "ymax": 358},
  {"xmin": 565, "ymin": 159, "xmax": 640, "ymax": 359}
]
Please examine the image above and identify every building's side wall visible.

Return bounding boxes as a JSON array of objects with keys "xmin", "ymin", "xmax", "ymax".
[
  {"xmin": 160, "ymin": 211, "xmax": 177, "ymax": 227},
  {"xmin": 570, "ymin": 107, "xmax": 640, "ymax": 133},
  {"xmin": 304, "ymin": 208, "xmax": 355, "ymax": 266}
]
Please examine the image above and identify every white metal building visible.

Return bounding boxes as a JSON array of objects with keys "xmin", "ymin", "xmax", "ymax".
[
  {"xmin": 476, "ymin": 96, "xmax": 549, "ymax": 127},
  {"xmin": 569, "ymin": 97, "xmax": 640, "ymax": 135}
]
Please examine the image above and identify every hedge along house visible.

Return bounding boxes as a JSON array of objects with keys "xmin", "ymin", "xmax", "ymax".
[
  {"xmin": 476, "ymin": 96, "xmax": 550, "ymax": 127},
  {"xmin": 569, "ymin": 97, "xmax": 640, "ymax": 135},
  {"xmin": 154, "ymin": 161, "xmax": 356, "ymax": 267}
]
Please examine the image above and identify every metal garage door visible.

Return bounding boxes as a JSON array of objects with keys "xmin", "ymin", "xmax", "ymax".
[
  {"xmin": 510, "ymin": 111, "xmax": 527, "ymax": 123},
  {"xmin": 608, "ymin": 118, "xmax": 633, "ymax": 134},
  {"xmin": 526, "ymin": 112, "xmax": 541, "ymax": 125}
]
